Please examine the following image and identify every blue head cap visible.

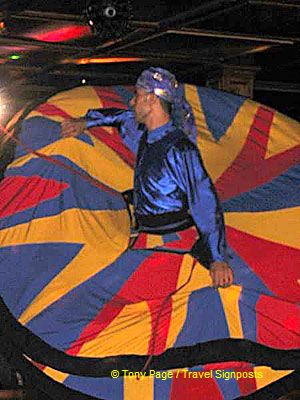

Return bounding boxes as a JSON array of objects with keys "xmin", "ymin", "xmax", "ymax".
[{"xmin": 136, "ymin": 67, "xmax": 197, "ymax": 139}]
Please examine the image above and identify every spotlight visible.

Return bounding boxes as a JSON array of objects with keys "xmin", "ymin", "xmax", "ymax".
[
  {"xmin": 0, "ymin": 90, "xmax": 9, "ymax": 121},
  {"xmin": 85, "ymin": 0, "xmax": 133, "ymax": 41},
  {"xmin": 9, "ymin": 55, "xmax": 21, "ymax": 60},
  {"xmin": 103, "ymin": 6, "xmax": 116, "ymax": 18}
]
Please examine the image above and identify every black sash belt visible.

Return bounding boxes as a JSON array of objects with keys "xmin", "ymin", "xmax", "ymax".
[
  {"xmin": 122, "ymin": 189, "xmax": 194, "ymax": 235},
  {"xmin": 136, "ymin": 211, "xmax": 194, "ymax": 234}
]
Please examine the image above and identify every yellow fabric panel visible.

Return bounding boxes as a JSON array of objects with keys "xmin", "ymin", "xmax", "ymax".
[
  {"xmin": 8, "ymin": 136, "xmax": 133, "ymax": 192},
  {"xmin": 0, "ymin": 208, "xmax": 129, "ymax": 250},
  {"xmin": 165, "ymin": 293, "xmax": 190, "ymax": 350},
  {"xmin": 124, "ymin": 375, "xmax": 154, "ymax": 400},
  {"xmin": 43, "ymin": 367, "xmax": 69, "ymax": 384},
  {"xmin": 25, "ymin": 110, "xmax": 65, "ymax": 123},
  {"xmin": 165, "ymin": 256, "xmax": 193, "ymax": 349},
  {"xmin": 253, "ymin": 367, "xmax": 293, "ymax": 390},
  {"xmin": 266, "ymin": 111, "xmax": 300, "ymax": 159},
  {"xmin": 225, "ymin": 207, "xmax": 300, "ymax": 250},
  {"xmin": 218, "ymin": 286, "xmax": 244, "ymax": 339},
  {"xmin": 177, "ymin": 255, "xmax": 212, "ymax": 294},
  {"xmin": 23, "ymin": 356, "xmax": 68, "ymax": 384},
  {"xmin": 4, "ymin": 108, "xmax": 25, "ymax": 135},
  {"xmin": 19, "ymin": 246, "xmax": 112, "ymax": 325},
  {"xmin": 165, "ymin": 255, "xmax": 211, "ymax": 349},
  {"xmin": 201, "ymin": 99, "xmax": 258, "ymax": 182},
  {"xmin": 26, "ymin": 86, "xmax": 103, "ymax": 120},
  {"xmin": 0, "ymin": 208, "xmax": 129, "ymax": 324},
  {"xmin": 43, "ymin": 366, "xmax": 155, "ymax": 397},
  {"xmin": 189, "ymin": 88, "xmax": 257, "ymax": 182},
  {"xmin": 91, "ymin": 134, "xmax": 134, "ymax": 188},
  {"xmin": 146, "ymin": 234, "xmax": 164, "ymax": 248},
  {"xmin": 184, "ymin": 84, "xmax": 211, "ymax": 139},
  {"xmin": 23, "ymin": 355, "xmax": 69, "ymax": 384},
  {"xmin": 78, "ymin": 302, "xmax": 152, "ymax": 357}
]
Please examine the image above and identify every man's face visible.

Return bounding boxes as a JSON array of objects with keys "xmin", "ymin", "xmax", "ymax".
[{"xmin": 130, "ymin": 87, "xmax": 152, "ymax": 123}]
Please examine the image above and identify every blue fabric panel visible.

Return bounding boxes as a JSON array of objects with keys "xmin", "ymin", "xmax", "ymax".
[
  {"xmin": 0, "ymin": 243, "xmax": 82, "ymax": 318},
  {"xmin": 227, "ymin": 245, "xmax": 273, "ymax": 297},
  {"xmin": 27, "ymin": 250, "xmax": 151, "ymax": 350},
  {"xmin": 174, "ymin": 288, "xmax": 230, "ymax": 347},
  {"xmin": 154, "ymin": 374, "xmax": 173, "ymax": 400},
  {"xmin": 64, "ymin": 375, "xmax": 124, "ymax": 399},
  {"xmin": 214, "ymin": 369, "xmax": 241, "ymax": 400},
  {"xmin": 15, "ymin": 118, "xmax": 95, "ymax": 159},
  {"xmin": 223, "ymin": 164, "xmax": 300, "ymax": 212},
  {"xmin": 239, "ymin": 289, "xmax": 260, "ymax": 342},
  {"xmin": 197, "ymin": 87, "xmax": 246, "ymax": 141},
  {"xmin": 1, "ymin": 158, "xmax": 125, "ymax": 230},
  {"xmin": 15, "ymin": 117, "xmax": 62, "ymax": 158}
]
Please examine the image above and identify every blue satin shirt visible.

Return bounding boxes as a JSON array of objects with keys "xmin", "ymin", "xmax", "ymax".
[{"xmin": 86, "ymin": 108, "xmax": 226, "ymax": 263}]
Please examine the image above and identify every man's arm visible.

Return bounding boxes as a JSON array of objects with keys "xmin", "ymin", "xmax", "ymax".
[
  {"xmin": 60, "ymin": 118, "xmax": 86, "ymax": 137},
  {"xmin": 168, "ymin": 140, "xmax": 233, "ymax": 288},
  {"xmin": 61, "ymin": 108, "xmax": 135, "ymax": 137}
]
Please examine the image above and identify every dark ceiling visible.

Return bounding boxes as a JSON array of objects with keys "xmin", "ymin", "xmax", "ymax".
[{"xmin": 0, "ymin": 0, "xmax": 299, "ymax": 119}]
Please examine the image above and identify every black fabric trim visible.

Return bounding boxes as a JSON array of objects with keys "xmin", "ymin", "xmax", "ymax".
[
  {"xmin": 1, "ymin": 297, "xmax": 299, "ymax": 379},
  {"xmin": 1, "ymin": 86, "xmax": 299, "ymax": 400},
  {"xmin": 0, "ymin": 332, "xmax": 103, "ymax": 400},
  {"xmin": 122, "ymin": 189, "xmax": 194, "ymax": 234},
  {"xmin": 122, "ymin": 189, "xmax": 134, "ymax": 205},
  {"xmin": 136, "ymin": 210, "xmax": 192, "ymax": 228},
  {"xmin": 2, "ymin": 337, "xmax": 299, "ymax": 400},
  {"xmin": 236, "ymin": 371, "xmax": 300, "ymax": 399}
]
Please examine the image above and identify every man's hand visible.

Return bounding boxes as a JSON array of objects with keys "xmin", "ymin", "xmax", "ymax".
[
  {"xmin": 209, "ymin": 261, "xmax": 233, "ymax": 289},
  {"xmin": 61, "ymin": 118, "xmax": 87, "ymax": 137}
]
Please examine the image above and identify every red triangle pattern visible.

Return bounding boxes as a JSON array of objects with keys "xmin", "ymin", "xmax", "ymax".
[
  {"xmin": 91, "ymin": 87, "xmax": 136, "ymax": 168},
  {"xmin": 227, "ymin": 226, "xmax": 300, "ymax": 303},
  {"xmin": 256, "ymin": 295, "xmax": 300, "ymax": 349},
  {"xmin": 36, "ymin": 103, "xmax": 71, "ymax": 119},
  {"xmin": 68, "ymin": 251, "xmax": 183, "ymax": 356},
  {"xmin": 216, "ymin": 106, "xmax": 300, "ymax": 201},
  {"xmin": 0, "ymin": 176, "xmax": 69, "ymax": 219}
]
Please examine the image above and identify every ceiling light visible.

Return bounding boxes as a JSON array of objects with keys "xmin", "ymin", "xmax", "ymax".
[
  {"xmin": 9, "ymin": 55, "xmax": 20, "ymax": 60},
  {"xmin": 63, "ymin": 57, "xmax": 143, "ymax": 65},
  {"xmin": 85, "ymin": 0, "xmax": 133, "ymax": 41}
]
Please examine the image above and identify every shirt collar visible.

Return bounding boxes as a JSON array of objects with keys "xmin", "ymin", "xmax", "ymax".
[{"xmin": 146, "ymin": 120, "xmax": 175, "ymax": 144}]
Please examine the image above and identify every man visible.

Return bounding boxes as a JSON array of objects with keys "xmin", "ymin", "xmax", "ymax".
[{"xmin": 61, "ymin": 67, "xmax": 233, "ymax": 289}]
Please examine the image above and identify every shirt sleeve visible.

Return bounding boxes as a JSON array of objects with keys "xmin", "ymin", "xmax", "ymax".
[
  {"xmin": 167, "ymin": 140, "xmax": 227, "ymax": 265},
  {"xmin": 85, "ymin": 108, "xmax": 143, "ymax": 153},
  {"xmin": 85, "ymin": 108, "xmax": 129, "ymax": 130}
]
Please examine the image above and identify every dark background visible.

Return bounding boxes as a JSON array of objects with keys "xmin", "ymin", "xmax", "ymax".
[{"xmin": 0, "ymin": 0, "xmax": 299, "ymax": 121}]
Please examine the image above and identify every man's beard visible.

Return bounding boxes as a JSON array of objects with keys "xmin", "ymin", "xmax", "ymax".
[{"xmin": 135, "ymin": 109, "xmax": 149, "ymax": 124}]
